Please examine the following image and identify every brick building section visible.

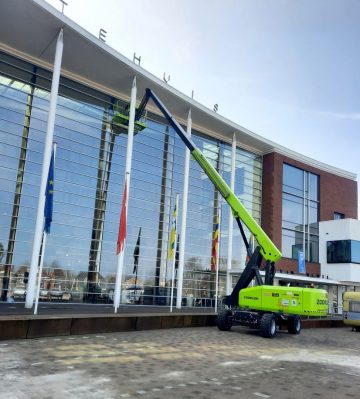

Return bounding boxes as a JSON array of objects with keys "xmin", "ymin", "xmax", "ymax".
[{"xmin": 262, "ymin": 152, "xmax": 358, "ymax": 276}]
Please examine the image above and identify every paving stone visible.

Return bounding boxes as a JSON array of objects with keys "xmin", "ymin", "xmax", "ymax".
[{"xmin": 0, "ymin": 326, "xmax": 359, "ymax": 399}]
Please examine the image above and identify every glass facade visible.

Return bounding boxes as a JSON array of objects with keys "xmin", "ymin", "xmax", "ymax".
[
  {"xmin": 327, "ymin": 240, "xmax": 360, "ymax": 264},
  {"xmin": 0, "ymin": 51, "xmax": 262, "ymax": 306},
  {"xmin": 282, "ymin": 164, "xmax": 319, "ymax": 263}
]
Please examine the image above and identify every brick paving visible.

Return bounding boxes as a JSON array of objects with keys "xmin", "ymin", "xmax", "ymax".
[{"xmin": 0, "ymin": 326, "xmax": 359, "ymax": 399}]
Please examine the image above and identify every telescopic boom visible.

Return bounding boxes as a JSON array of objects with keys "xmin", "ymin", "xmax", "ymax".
[{"xmin": 135, "ymin": 88, "xmax": 282, "ymax": 267}]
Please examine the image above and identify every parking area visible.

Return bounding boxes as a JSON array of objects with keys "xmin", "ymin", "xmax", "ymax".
[{"xmin": 1, "ymin": 326, "xmax": 359, "ymax": 399}]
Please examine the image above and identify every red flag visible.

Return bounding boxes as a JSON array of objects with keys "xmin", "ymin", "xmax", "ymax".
[{"xmin": 117, "ymin": 178, "xmax": 128, "ymax": 255}]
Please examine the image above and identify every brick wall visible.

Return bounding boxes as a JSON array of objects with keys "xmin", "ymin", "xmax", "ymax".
[{"xmin": 261, "ymin": 152, "xmax": 358, "ymax": 275}]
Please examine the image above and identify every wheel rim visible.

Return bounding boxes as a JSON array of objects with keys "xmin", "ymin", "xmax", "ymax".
[
  {"xmin": 270, "ymin": 319, "xmax": 276, "ymax": 335},
  {"xmin": 295, "ymin": 319, "xmax": 301, "ymax": 332}
]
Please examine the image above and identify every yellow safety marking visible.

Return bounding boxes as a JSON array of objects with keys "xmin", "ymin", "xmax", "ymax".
[
  {"xmin": 132, "ymin": 347, "xmax": 181, "ymax": 354},
  {"xmin": 182, "ymin": 352, "xmax": 206, "ymax": 358},
  {"xmin": 59, "ymin": 355, "xmax": 143, "ymax": 366},
  {"xmin": 229, "ymin": 348, "xmax": 290, "ymax": 356},
  {"xmin": 50, "ymin": 349, "xmax": 118, "ymax": 358},
  {"xmin": 201, "ymin": 344, "xmax": 234, "ymax": 351},
  {"xmin": 150, "ymin": 352, "xmax": 205, "ymax": 360},
  {"xmin": 152, "ymin": 353, "xmax": 186, "ymax": 360},
  {"xmin": 47, "ymin": 344, "xmax": 108, "ymax": 351}
]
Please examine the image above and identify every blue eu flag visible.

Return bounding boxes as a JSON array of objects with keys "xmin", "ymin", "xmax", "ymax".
[{"xmin": 44, "ymin": 149, "xmax": 55, "ymax": 234}]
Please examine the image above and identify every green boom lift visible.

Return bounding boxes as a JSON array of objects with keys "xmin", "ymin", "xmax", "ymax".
[{"xmin": 131, "ymin": 88, "xmax": 328, "ymax": 338}]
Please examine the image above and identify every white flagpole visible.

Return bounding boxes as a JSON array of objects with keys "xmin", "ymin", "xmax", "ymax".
[
  {"xmin": 114, "ymin": 175, "xmax": 127, "ymax": 313},
  {"xmin": 176, "ymin": 109, "xmax": 191, "ymax": 309},
  {"xmin": 226, "ymin": 133, "xmax": 236, "ymax": 295},
  {"xmin": 114, "ymin": 252, "xmax": 124, "ymax": 312},
  {"xmin": 170, "ymin": 194, "xmax": 179, "ymax": 313},
  {"xmin": 215, "ymin": 206, "xmax": 222, "ymax": 313},
  {"xmin": 114, "ymin": 76, "xmax": 137, "ymax": 313},
  {"xmin": 25, "ymin": 29, "xmax": 63, "ymax": 309},
  {"xmin": 34, "ymin": 143, "xmax": 57, "ymax": 315},
  {"xmin": 34, "ymin": 232, "xmax": 47, "ymax": 315}
]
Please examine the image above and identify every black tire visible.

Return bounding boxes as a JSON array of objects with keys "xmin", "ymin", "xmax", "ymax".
[
  {"xmin": 287, "ymin": 315, "xmax": 301, "ymax": 334},
  {"xmin": 355, "ymin": 327, "xmax": 360, "ymax": 332},
  {"xmin": 260, "ymin": 313, "xmax": 276, "ymax": 338},
  {"xmin": 217, "ymin": 309, "xmax": 233, "ymax": 331}
]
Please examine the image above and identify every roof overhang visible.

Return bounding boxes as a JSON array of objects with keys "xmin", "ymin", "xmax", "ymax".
[
  {"xmin": 0, "ymin": 0, "xmax": 356, "ymax": 180},
  {"xmin": 271, "ymin": 272, "xmax": 339, "ymax": 285}
]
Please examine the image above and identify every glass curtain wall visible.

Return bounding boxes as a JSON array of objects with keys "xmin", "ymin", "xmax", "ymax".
[
  {"xmin": 282, "ymin": 163, "xmax": 319, "ymax": 263},
  {"xmin": 0, "ymin": 51, "xmax": 262, "ymax": 306}
]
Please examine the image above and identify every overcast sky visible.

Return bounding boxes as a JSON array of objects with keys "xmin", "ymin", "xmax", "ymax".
[{"xmin": 46, "ymin": 0, "xmax": 360, "ymax": 214}]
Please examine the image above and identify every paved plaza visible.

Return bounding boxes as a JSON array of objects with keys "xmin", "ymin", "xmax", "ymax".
[{"xmin": 0, "ymin": 326, "xmax": 359, "ymax": 399}]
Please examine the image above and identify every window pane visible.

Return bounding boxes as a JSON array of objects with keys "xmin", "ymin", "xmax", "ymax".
[
  {"xmin": 308, "ymin": 235, "xmax": 319, "ymax": 263},
  {"xmin": 349, "ymin": 301, "xmax": 360, "ymax": 312},
  {"xmin": 308, "ymin": 202, "xmax": 319, "ymax": 235},
  {"xmin": 309, "ymin": 173, "xmax": 319, "ymax": 201},
  {"xmin": 351, "ymin": 241, "xmax": 360, "ymax": 263},
  {"xmin": 283, "ymin": 164, "xmax": 303, "ymax": 196},
  {"xmin": 282, "ymin": 229, "xmax": 303, "ymax": 259},
  {"xmin": 282, "ymin": 164, "xmax": 319, "ymax": 263},
  {"xmin": 327, "ymin": 240, "xmax": 351, "ymax": 263},
  {"xmin": 334, "ymin": 212, "xmax": 345, "ymax": 220},
  {"xmin": 282, "ymin": 195, "xmax": 303, "ymax": 231}
]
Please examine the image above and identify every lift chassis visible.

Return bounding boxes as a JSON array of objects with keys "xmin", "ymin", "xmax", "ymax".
[
  {"xmin": 218, "ymin": 308, "xmax": 302, "ymax": 338},
  {"xmin": 131, "ymin": 88, "xmax": 328, "ymax": 339}
]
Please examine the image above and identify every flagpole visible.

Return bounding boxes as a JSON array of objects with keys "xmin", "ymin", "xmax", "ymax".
[
  {"xmin": 114, "ymin": 252, "xmax": 123, "ymax": 311},
  {"xmin": 25, "ymin": 29, "xmax": 63, "ymax": 309},
  {"xmin": 114, "ymin": 250, "xmax": 124, "ymax": 312},
  {"xmin": 176, "ymin": 109, "xmax": 191, "ymax": 309},
  {"xmin": 215, "ymin": 206, "xmax": 222, "ymax": 313},
  {"xmin": 34, "ymin": 142, "xmax": 57, "ymax": 314},
  {"xmin": 134, "ymin": 265, "xmax": 138, "ymax": 303},
  {"xmin": 114, "ymin": 76, "xmax": 137, "ymax": 313},
  {"xmin": 114, "ymin": 173, "xmax": 128, "ymax": 313},
  {"xmin": 226, "ymin": 133, "xmax": 236, "ymax": 295},
  {"xmin": 34, "ymin": 232, "xmax": 46, "ymax": 315},
  {"xmin": 133, "ymin": 227, "xmax": 141, "ymax": 303},
  {"xmin": 170, "ymin": 194, "xmax": 179, "ymax": 313}
]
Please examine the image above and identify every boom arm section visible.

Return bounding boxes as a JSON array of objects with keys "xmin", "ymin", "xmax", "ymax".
[{"xmin": 136, "ymin": 88, "xmax": 281, "ymax": 264}]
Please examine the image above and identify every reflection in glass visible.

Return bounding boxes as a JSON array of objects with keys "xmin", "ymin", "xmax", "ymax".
[
  {"xmin": 0, "ymin": 51, "xmax": 264, "ymax": 307},
  {"xmin": 154, "ymin": 126, "xmax": 171, "ymax": 304},
  {"xmin": 86, "ymin": 105, "xmax": 116, "ymax": 302},
  {"xmin": 351, "ymin": 241, "xmax": 360, "ymax": 263},
  {"xmin": 327, "ymin": 240, "xmax": 360, "ymax": 264},
  {"xmin": 210, "ymin": 142, "xmax": 221, "ymax": 299},
  {"xmin": 1, "ymin": 69, "xmax": 36, "ymax": 300},
  {"xmin": 327, "ymin": 240, "xmax": 351, "ymax": 263},
  {"xmin": 282, "ymin": 164, "xmax": 319, "ymax": 262}
]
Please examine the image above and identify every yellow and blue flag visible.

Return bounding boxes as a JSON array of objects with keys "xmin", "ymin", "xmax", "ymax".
[
  {"xmin": 211, "ymin": 214, "xmax": 220, "ymax": 272},
  {"xmin": 168, "ymin": 202, "xmax": 177, "ymax": 260},
  {"xmin": 44, "ymin": 148, "xmax": 55, "ymax": 234}
]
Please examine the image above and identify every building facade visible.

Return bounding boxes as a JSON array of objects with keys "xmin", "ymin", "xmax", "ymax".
[
  {"xmin": 0, "ymin": 0, "xmax": 358, "ymax": 309},
  {"xmin": 262, "ymin": 152, "xmax": 358, "ymax": 277}
]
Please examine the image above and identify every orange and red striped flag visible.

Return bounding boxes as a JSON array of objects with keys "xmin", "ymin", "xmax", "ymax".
[
  {"xmin": 117, "ymin": 177, "xmax": 128, "ymax": 255},
  {"xmin": 211, "ymin": 215, "xmax": 220, "ymax": 272}
]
